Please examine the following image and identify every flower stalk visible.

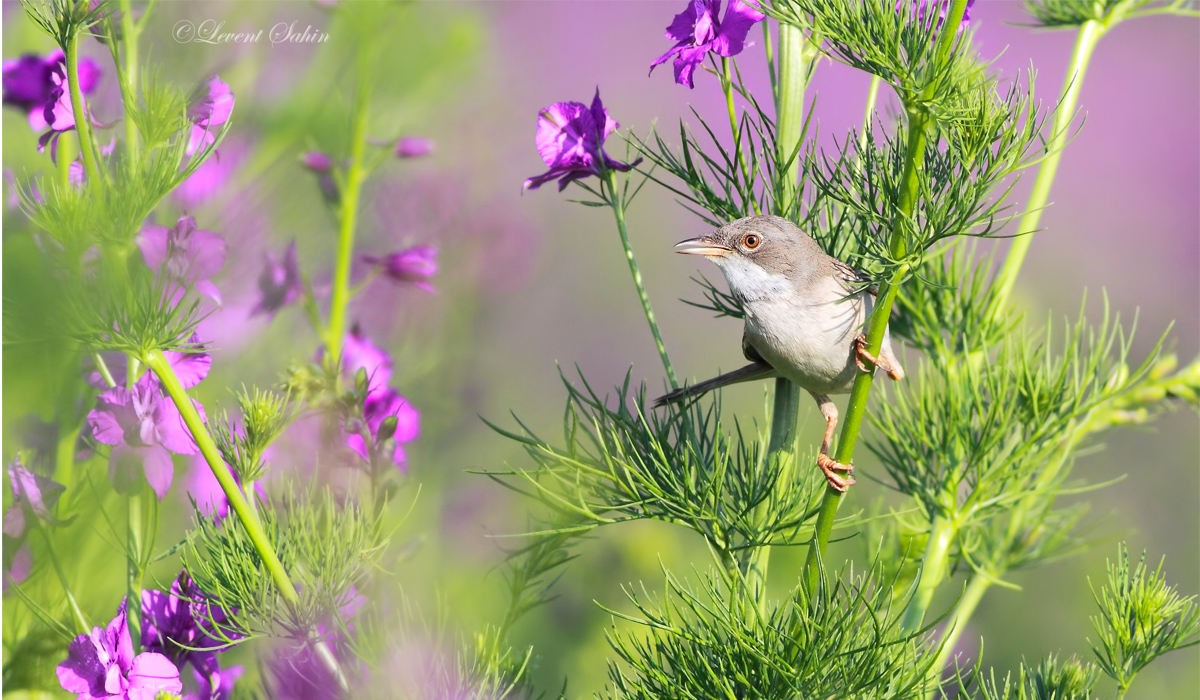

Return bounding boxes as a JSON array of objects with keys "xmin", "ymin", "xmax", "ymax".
[
  {"xmin": 803, "ymin": 0, "xmax": 971, "ymax": 595},
  {"xmin": 992, "ymin": 19, "xmax": 1105, "ymax": 313},
  {"xmin": 117, "ymin": 0, "xmax": 143, "ymax": 161},
  {"xmin": 603, "ymin": 170, "xmax": 677, "ymax": 388},
  {"xmin": 64, "ymin": 31, "xmax": 101, "ymax": 185},
  {"xmin": 325, "ymin": 48, "xmax": 372, "ymax": 357},
  {"xmin": 144, "ymin": 350, "xmax": 350, "ymax": 691},
  {"xmin": 774, "ymin": 21, "xmax": 813, "ymax": 206},
  {"xmin": 900, "ymin": 514, "xmax": 956, "ymax": 632}
]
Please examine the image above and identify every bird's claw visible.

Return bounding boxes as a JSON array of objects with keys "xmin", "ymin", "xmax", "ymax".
[
  {"xmin": 854, "ymin": 333, "xmax": 901, "ymax": 380},
  {"xmin": 817, "ymin": 452, "xmax": 855, "ymax": 492}
]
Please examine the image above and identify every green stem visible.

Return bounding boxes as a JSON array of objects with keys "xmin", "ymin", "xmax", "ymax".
[
  {"xmin": 774, "ymin": 21, "xmax": 812, "ymax": 211},
  {"xmin": 56, "ymin": 132, "xmax": 77, "ymax": 189},
  {"xmin": 744, "ymin": 378, "xmax": 800, "ymax": 614},
  {"xmin": 991, "ymin": 19, "xmax": 1104, "ymax": 313},
  {"xmin": 144, "ymin": 351, "xmax": 349, "ymax": 690},
  {"xmin": 857, "ymin": 75, "xmax": 881, "ymax": 157},
  {"xmin": 145, "ymin": 352, "xmax": 298, "ymax": 602},
  {"xmin": 802, "ymin": 0, "xmax": 971, "ymax": 595},
  {"xmin": 126, "ymin": 490, "xmax": 143, "ymax": 647},
  {"xmin": 603, "ymin": 170, "xmax": 677, "ymax": 389},
  {"xmin": 901, "ymin": 515, "xmax": 957, "ymax": 632},
  {"xmin": 118, "ymin": 0, "xmax": 142, "ymax": 161},
  {"xmin": 761, "ymin": 21, "xmax": 777, "ymax": 103},
  {"xmin": 927, "ymin": 572, "xmax": 991, "ymax": 693},
  {"xmin": 324, "ymin": 48, "xmax": 372, "ymax": 355},
  {"xmin": 64, "ymin": 31, "xmax": 101, "ymax": 185},
  {"xmin": 721, "ymin": 58, "xmax": 760, "ymax": 216}
]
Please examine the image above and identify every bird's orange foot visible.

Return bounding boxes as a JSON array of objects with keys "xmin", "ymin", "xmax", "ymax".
[
  {"xmin": 854, "ymin": 333, "xmax": 902, "ymax": 380},
  {"xmin": 817, "ymin": 452, "xmax": 855, "ymax": 492}
]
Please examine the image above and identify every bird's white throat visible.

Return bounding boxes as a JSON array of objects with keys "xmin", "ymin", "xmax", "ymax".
[{"xmin": 716, "ymin": 256, "xmax": 793, "ymax": 303}]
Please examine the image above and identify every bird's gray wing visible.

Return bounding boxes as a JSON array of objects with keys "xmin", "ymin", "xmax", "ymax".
[{"xmin": 831, "ymin": 259, "xmax": 877, "ymax": 296}]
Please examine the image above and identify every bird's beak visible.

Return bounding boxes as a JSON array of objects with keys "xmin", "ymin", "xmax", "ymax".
[{"xmin": 674, "ymin": 236, "xmax": 731, "ymax": 258}]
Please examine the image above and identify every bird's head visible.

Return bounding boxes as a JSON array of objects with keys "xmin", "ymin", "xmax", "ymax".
[{"xmin": 675, "ymin": 215, "xmax": 822, "ymax": 303}]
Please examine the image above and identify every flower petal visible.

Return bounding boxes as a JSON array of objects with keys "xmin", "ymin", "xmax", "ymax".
[
  {"xmin": 141, "ymin": 446, "xmax": 176, "ymax": 500},
  {"xmin": 711, "ymin": 0, "xmax": 765, "ymax": 57}
]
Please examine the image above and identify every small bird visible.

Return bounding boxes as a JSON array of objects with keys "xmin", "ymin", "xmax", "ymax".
[{"xmin": 656, "ymin": 215, "xmax": 904, "ymax": 492}]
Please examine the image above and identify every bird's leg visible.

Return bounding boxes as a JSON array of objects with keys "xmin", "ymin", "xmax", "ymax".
[
  {"xmin": 855, "ymin": 333, "xmax": 903, "ymax": 380},
  {"xmin": 812, "ymin": 393, "xmax": 855, "ymax": 492}
]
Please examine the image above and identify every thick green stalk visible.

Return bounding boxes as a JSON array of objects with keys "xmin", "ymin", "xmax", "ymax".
[
  {"xmin": 775, "ymin": 21, "xmax": 812, "ymax": 208},
  {"xmin": 64, "ymin": 31, "xmax": 101, "ymax": 185},
  {"xmin": 744, "ymin": 378, "xmax": 800, "ymax": 614},
  {"xmin": 145, "ymin": 352, "xmax": 297, "ymax": 602},
  {"xmin": 991, "ymin": 20, "xmax": 1104, "ymax": 312},
  {"xmin": 927, "ymin": 573, "xmax": 991, "ymax": 690},
  {"xmin": 802, "ymin": 0, "xmax": 971, "ymax": 595},
  {"xmin": 603, "ymin": 170, "xmax": 677, "ymax": 388},
  {"xmin": 126, "ymin": 490, "xmax": 143, "ymax": 646},
  {"xmin": 146, "ymin": 351, "xmax": 350, "ymax": 689},
  {"xmin": 117, "ymin": 0, "xmax": 142, "ymax": 161},
  {"xmin": 324, "ymin": 48, "xmax": 372, "ymax": 355},
  {"xmin": 901, "ymin": 515, "xmax": 957, "ymax": 632}
]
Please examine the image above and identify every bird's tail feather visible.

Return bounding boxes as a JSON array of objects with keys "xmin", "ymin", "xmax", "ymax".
[{"xmin": 654, "ymin": 363, "xmax": 777, "ymax": 407}]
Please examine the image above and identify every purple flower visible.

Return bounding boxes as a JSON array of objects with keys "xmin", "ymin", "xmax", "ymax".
[
  {"xmin": 299, "ymin": 151, "xmax": 339, "ymax": 204},
  {"xmin": 142, "ymin": 570, "xmax": 241, "ymax": 691},
  {"xmin": 896, "ymin": 0, "xmax": 976, "ymax": 32},
  {"xmin": 87, "ymin": 375, "xmax": 204, "ymax": 499},
  {"xmin": 187, "ymin": 76, "xmax": 234, "ymax": 156},
  {"xmin": 136, "ymin": 214, "xmax": 228, "ymax": 304},
  {"xmin": 174, "ymin": 138, "xmax": 247, "ymax": 207},
  {"xmin": 2, "ymin": 50, "xmax": 101, "ymax": 130},
  {"xmin": 186, "ymin": 448, "xmax": 266, "ymax": 522},
  {"xmin": 3, "ymin": 457, "xmax": 66, "ymax": 538},
  {"xmin": 649, "ymin": 0, "xmax": 765, "ymax": 89},
  {"xmin": 346, "ymin": 388, "xmax": 420, "ymax": 469},
  {"xmin": 251, "ymin": 242, "xmax": 304, "ymax": 318},
  {"xmin": 187, "ymin": 665, "xmax": 243, "ymax": 700},
  {"xmin": 395, "ymin": 136, "xmax": 434, "ymax": 159},
  {"xmin": 4, "ymin": 542, "xmax": 32, "ymax": 588},
  {"xmin": 361, "ymin": 245, "xmax": 437, "ymax": 291},
  {"xmin": 56, "ymin": 598, "xmax": 183, "ymax": 700},
  {"xmin": 523, "ymin": 89, "xmax": 639, "ymax": 192}
]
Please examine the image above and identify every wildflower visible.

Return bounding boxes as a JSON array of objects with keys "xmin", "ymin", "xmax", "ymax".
[
  {"xmin": 523, "ymin": 89, "xmax": 639, "ymax": 192},
  {"xmin": 250, "ymin": 242, "xmax": 304, "ymax": 318},
  {"xmin": 187, "ymin": 75, "xmax": 234, "ymax": 156},
  {"xmin": 174, "ymin": 138, "xmax": 247, "ymax": 206},
  {"xmin": 36, "ymin": 63, "xmax": 105, "ymax": 157},
  {"xmin": 136, "ymin": 214, "xmax": 228, "ymax": 304},
  {"xmin": 649, "ymin": 0, "xmax": 765, "ymax": 89},
  {"xmin": 3, "ymin": 457, "xmax": 67, "ymax": 538},
  {"xmin": 142, "ymin": 570, "xmax": 242, "ymax": 693},
  {"xmin": 56, "ymin": 598, "xmax": 183, "ymax": 700},
  {"xmin": 88, "ymin": 375, "xmax": 204, "ymax": 499},
  {"xmin": 4, "ymin": 543, "xmax": 32, "ymax": 588},
  {"xmin": 2, "ymin": 50, "xmax": 101, "ymax": 130},
  {"xmin": 361, "ymin": 245, "xmax": 437, "ymax": 291},
  {"xmin": 896, "ymin": 0, "xmax": 976, "ymax": 32},
  {"xmin": 336, "ymin": 326, "xmax": 393, "ymax": 402},
  {"xmin": 395, "ymin": 136, "xmax": 434, "ymax": 159},
  {"xmin": 346, "ymin": 388, "xmax": 420, "ymax": 469},
  {"xmin": 186, "ymin": 449, "xmax": 266, "ymax": 522},
  {"xmin": 188, "ymin": 665, "xmax": 243, "ymax": 700}
]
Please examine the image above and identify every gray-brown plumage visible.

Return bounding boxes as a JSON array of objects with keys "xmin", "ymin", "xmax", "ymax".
[{"xmin": 656, "ymin": 215, "xmax": 904, "ymax": 491}]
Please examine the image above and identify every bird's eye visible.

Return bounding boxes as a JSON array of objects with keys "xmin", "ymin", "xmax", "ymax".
[{"xmin": 742, "ymin": 233, "xmax": 761, "ymax": 249}]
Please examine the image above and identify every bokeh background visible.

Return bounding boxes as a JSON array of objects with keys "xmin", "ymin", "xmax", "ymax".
[{"xmin": 2, "ymin": 1, "xmax": 1197, "ymax": 697}]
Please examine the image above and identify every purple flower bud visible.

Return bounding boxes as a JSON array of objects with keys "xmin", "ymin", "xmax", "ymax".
[
  {"xmin": 523, "ymin": 89, "xmax": 640, "ymax": 192},
  {"xmin": 361, "ymin": 245, "xmax": 437, "ymax": 292},
  {"xmin": 300, "ymin": 151, "xmax": 334, "ymax": 172},
  {"xmin": 649, "ymin": 1, "xmax": 765, "ymax": 89},
  {"xmin": 395, "ymin": 136, "xmax": 434, "ymax": 159},
  {"xmin": 57, "ymin": 598, "xmax": 183, "ymax": 699},
  {"xmin": 250, "ymin": 242, "xmax": 304, "ymax": 319}
]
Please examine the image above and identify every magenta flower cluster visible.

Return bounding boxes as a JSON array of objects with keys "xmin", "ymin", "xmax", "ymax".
[{"xmin": 333, "ymin": 327, "xmax": 421, "ymax": 469}]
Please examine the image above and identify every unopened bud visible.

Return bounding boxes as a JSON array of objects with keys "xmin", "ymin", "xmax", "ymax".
[
  {"xmin": 377, "ymin": 415, "xmax": 398, "ymax": 442},
  {"xmin": 355, "ymin": 368, "xmax": 369, "ymax": 396}
]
